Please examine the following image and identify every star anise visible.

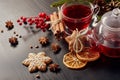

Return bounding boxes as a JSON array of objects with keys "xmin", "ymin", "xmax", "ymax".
[
  {"xmin": 5, "ymin": 20, "xmax": 14, "ymax": 30},
  {"xmin": 9, "ymin": 37, "xmax": 18, "ymax": 46},
  {"xmin": 49, "ymin": 63, "xmax": 60, "ymax": 72},
  {"xmin": 39, "ymin": 37, "xmax": 49, "ymax": 46},
  {"xmin": 51, "ymin": 43, "xmax": 61, "ymax": 53}
]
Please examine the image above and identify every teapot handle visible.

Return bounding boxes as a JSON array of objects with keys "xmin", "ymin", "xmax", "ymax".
[{"xmin": 90, "ymin": 4, "xmax": 100, "ymax": 29}]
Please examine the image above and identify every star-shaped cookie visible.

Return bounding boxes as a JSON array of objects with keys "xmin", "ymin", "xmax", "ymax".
[
  {"xmin": 65, "ymin": 30, "xmax": 85, "ymax": 52},
  {"xmin": 22, "ymin": 52, "xmax": 52, "ymax": 72},
  {"xmin": 65, "ymin": 30, "xmax": 77, "ymax": 51}
]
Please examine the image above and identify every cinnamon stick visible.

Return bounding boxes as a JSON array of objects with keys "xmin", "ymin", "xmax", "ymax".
[
  {"xmin": 59, "ymin": 22, "xmax": 64, "ymax": 33},
  {"xmin": 50, "ymin": 14, "xmax": 55, "ymax": 32},
  {"xmin": 58, "ymin": 11, "xmax": 65, "ymax": 37},
  {"xmin": 53, "ymin": 12, "xmax": 60, "ymax": 34},
  {"xmin": 50, "ymin": 11, "xmax": 65, "ymax": 40}
]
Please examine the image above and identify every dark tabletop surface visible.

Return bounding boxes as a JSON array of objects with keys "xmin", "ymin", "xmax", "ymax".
[{"xmin": 0, "ymin": 0, "xmax": 120, "ymax": 80}]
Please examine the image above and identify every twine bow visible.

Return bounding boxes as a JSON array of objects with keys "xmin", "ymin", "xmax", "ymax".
[
  {"xmin": 46, "ymin": 7, "xmax": 62, "ymax": 30},
  {"xmin": 73, "ymin": 28, "xmax": 88, "ymax": 53}
]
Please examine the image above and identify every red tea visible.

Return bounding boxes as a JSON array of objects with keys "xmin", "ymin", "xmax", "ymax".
[
  {"xmin": 62, "ymin": 4, "xmax": 92, "ymax": 31},
  {"xmin": 88, "ymin": 32, "xmax": 120, "ymax": 58}
]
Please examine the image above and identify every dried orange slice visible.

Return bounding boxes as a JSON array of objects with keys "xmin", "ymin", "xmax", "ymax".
[
  {"xmin": 63, "ymin": 52, "xmax": 87, "ymax": 69},
  {"xmin": 76, "ymin": 48, "xmax": 100, "ymax": 62}
]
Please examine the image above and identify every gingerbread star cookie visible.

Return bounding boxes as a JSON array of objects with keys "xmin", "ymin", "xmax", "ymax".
[
  {"xmin": 65, "ymin": 30, "xmax": 77, "ymax": 51},
  {"xmin": 22, "ymin": 52, "xmax": 52, "ymax": 72},
  {"xmin": 65, "ymin": 30, "xmax": 86, "ymax": 52}
]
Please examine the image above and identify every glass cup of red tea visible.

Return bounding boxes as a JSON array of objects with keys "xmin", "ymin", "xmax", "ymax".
[{"xmin": 61, "ymin": 1, "xmax": 94, "ymax": 33}]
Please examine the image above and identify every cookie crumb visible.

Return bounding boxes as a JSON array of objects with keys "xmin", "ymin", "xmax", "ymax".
[
  {"xmin": 1, "ymin": 30, "xmax": 4, "ymax": 33},
  {"xmin": 16, "ymin": 34, "xmax": 19, "ymax": 36},
  {"xmin": 36, "ymin": 74, "xmax": 40, "ymax": 78},
  {"xmin": 30, "ymin": 45, "xmax": 33, "ymax": 49},
  {"xmin": 35, "ymin": 45, "xmax": 39, "ymax": 49},
  {"xmin": 13, "ymin": 31, "xmax": 16, "ymax": 34},
  {"xmin": 19, "ymin": 35, "xmax": 22, "ymax": 38}
]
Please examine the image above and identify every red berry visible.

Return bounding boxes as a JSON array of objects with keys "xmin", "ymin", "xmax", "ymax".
[
  {"xmin": 39, "ymin": 12, "xmax": 46, "ymax": 18},
  {"xmin": 19, "ymin": 23, "xmax": 22, "ymax": 25},
  {"xmin": 40, "ymin": 21, "xmax": 44, "ymax": 25},
  {"xmin": 35, "ymin": 21, "xmax": 38, "ymax": 24},
  {"xmin": 36, "ymin": 25, "xmax": 40, "ymax": 28},
  {"xmin": 45, "ymin": 16, "xmax": 50, "ymax": 21},
  {"xmin": 20, "ymin": 16, "xmax": 24, "ymax": 20},
  {"xmin": 36, "ymin": 26, "xmax": 39, "ymax": 28},
  {"xmin": 18, "ymin": 12, "xmax": 49, "ymax": 31},
  {"xmin": 22, "ymin": 17, "xmax": 27, "ymax": 22},
  {"xmin": 36, "ymin": 23, "xmax": 41, "ymax": 28},
  {"xmin": 31, "ymin": 20, "xmax": 35, "ymax": 23},
  {"xmin": 39, "ymin": 18, "xmax": 44, "ymax": 21},
  {"xmin": 35, "ymin": 18, "xmax": 39, "ymax": 21},
  {"xmin": 42, "ymin": 29, "xmax": 46, "ymax": 32},
  {"xmin": 17, "ymin": 19, "xmax": 20, "ymax": 23},
  {"xmin": 44, "ymin": 24, "xmax": 49, "ymax": 28},
  {"xmin": 40, "ymin": 25, "xmax": 44, "ymax": 29},
  {"xmin": 29, "ymin": 22, "xmax": 33, "ymax": 25},
  {"xmin": 28, "ymin": 18, "xmax": 32, "ymax": 22}
]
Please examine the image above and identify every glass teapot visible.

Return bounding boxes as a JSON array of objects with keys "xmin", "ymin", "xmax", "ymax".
[{"xmin": 89, "ymin": 8, "xmax": 120, "ymax": 58}]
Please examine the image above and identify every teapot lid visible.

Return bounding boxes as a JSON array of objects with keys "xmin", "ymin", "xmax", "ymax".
[{"xmin": 101, "ymin": 8, "xmax": 120, "ymax": 30}]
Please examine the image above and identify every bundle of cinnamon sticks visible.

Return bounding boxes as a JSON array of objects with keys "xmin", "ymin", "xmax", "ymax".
[{"xmin": 50, "ymin": 11, "xmax": 65, "ymax": 40}]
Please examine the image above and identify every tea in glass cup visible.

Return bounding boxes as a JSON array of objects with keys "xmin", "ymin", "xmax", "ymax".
[{"xmin": 61, "ymin": 1, "xmax": 93, "ymax": 32}]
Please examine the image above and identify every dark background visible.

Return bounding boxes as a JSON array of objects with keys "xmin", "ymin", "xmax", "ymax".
[{"xmin": 0, "ymin": 0, "xmax": 120, "ymax": 80}]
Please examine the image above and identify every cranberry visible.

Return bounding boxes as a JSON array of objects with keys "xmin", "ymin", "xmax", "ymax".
[
  {"xmin": 17, "ymin": 12, "xmax": 50, "ymax": 32},
  {"xmin": 35, "ymin": 18, "xmax": 39, "ymax": 21},
  {"xmin": 41, "ymin": 28, "xmax": 46, "ymax": 32},
  {"xmin": 19, "ymin": 23, "xmax": 22, "ymax": 25},
  {"xmin": 36, "ymin": 25, "xmax": 40, "ymax": 28},
  {"xmin": 30, "ymin": 20, "xmax": 34, "ymax": 24},
  {"xmin": 36, "ymin": 23, "xmax": 41, "ymax": 28},
  {"xmin": 28, "ymin": 18, "xmax": 32, "ymax": 22},
  {"xmin": 39, "ymin": 12, "xmax": 46, "ymax": 18},
  {"xmin": 45, "ymin": 16, "xmax": 50, "ymax": 21},
  {"xmin": 35, "ymin": 21, "xmax": 38, "ymax": 24},
  {"xmin": 29, "ymin": 22, "xmax": 33, "ymax": 25},
  {"xmin": 22, "ymin": 17, "xmax": 27, "ymax": 22},
  {"xmin": 20, "ymin": 16, "xmax": 24, "ymax": 20},
  {"xmin": 17, "ymin": 19, "xmax": 20, "ymax": 23},
  {"xmin": 44, "ymin": 24, "xmax": 49, "ymax": 28}
]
